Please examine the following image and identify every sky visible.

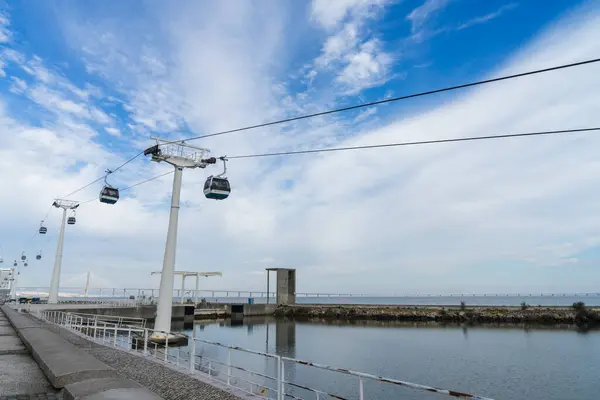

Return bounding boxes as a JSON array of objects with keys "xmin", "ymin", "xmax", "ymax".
[{"xmin": 1, "ymin": 0, "xmax": 600, "ymax": 295}]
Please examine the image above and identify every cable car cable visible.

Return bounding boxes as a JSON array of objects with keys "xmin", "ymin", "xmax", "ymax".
[
  {"xmin": 21, "ymin": 58, "xmax": 600, "ymax": 244},
  {"xmin": 119, "ymin": 170, "xmax": 174, "ymax": 193},
  {"xmin": 177, "ymin": 58, "xmax": 600, "ymax": 143},
  {"xmin": 68, "ymin": 126, "xmax": 600, "ymax": 206},
  {"xmin": 61, "ymin": 176, "xmax": 106, "ymax": 198},
  {"xmin": 225, "ymin": 127, "xmax": 600, "ymax": 159},
  {"xmin": 61, "ymin": 151, "xmax": 146, "ymax": 199},
  {"xmin": 54, "ymin": 57, "xmax": 600, "ymax": 202},
  {"xmin": 79, "ymin": 170, "xmax": 174, "ymax": 205}
]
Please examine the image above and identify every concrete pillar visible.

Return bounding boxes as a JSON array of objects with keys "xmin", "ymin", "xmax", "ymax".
[
  {"xmin": 266, "ymin": 271, "xmax": 270, "ymax": 305},
  {"xmin": 153, "ymin": 166, "xmax": 183, "ymax": 338},
  {"xmin": 181, "ymin": 275, "xmax": 185, "ymax": 304},
  {"xmin": 48, "ymin": 208, "xmax": 67, "ymax": 304},
  {"xmin": 276, "ymin": 269, "xmax": 296, "ymax": 305}
]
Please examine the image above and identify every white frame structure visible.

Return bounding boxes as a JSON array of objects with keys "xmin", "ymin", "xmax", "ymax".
[{"xmin": 151, "ymin": 271, "xmax": 222, "ymax": 304}]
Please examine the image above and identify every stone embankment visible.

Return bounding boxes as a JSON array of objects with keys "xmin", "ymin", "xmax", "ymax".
[{"xmin": 274, "ymin": 305, "xmax": 600, "ymax": 325}]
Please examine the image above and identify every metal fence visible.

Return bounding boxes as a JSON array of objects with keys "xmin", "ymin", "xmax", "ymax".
[
  {"xmin": 35, "ymin": 309, "xmax": 494, "ymax": 400},
  {"xmin": 63, "ymin": 311, "xmax": 147, "ymax": 329},
  {"xmin": 18, "ymin": 286, "xmax": 600, "ymax": 301}
]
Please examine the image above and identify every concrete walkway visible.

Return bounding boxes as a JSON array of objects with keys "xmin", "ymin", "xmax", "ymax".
[
  {"xmin": 0, "ymin": 309, "xmax": 60, "ymax": 399},
  {"xmin": 2, "ymin": 306, "xmax": 256, "ymax": 400},
  {"xmin": 46, "ymin": 324, "xmax": 248, "ymax": 400}
]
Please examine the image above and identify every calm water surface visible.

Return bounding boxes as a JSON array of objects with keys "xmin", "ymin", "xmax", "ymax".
[{"xmin": 181, "ymin": 318, "xmax": 600, "ymax": 400}]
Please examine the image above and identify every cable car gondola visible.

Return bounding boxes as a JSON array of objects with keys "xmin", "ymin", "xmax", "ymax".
[
  {"xmin": 36, "ymin": 251, "xmax": 42, "ymax": 261},
  {"xmin": 204, "ymin": 157, "xmax": 231, "ymax": 200},
  {"xmin": 21, "ymin": 252, "xmax": 26, "ymax": 261},
  {"xmin": 68, "ymin": 211, "xmax": 76, "ymax": 225},
  {"xmin": 39, "ymin": 220, "xmax": 47, "ymax": 234},
  {"xmin": 13, "ymin": 261, "xmax": 17, "ymax": 267},
  {"xmin": 99, "ymin": 169, "xmax": 120, "ymax": 204}
]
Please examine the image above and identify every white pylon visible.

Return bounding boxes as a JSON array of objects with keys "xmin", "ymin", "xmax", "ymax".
[
  {"xmin": 144, "ymin": 138, "xmax": 213, "ymax": 340},
  {"xmin": 84, "ymin": 270, "xmax": 91, "ymax": 297},
  {"xmin": 48, "ymin": 199, "xmax": 79, "ymax": 304}
]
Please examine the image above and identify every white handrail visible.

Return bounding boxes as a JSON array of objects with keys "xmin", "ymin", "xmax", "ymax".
[{"xmin": 32, "ymin": 309, "xmax": 494, "ymax": 400}]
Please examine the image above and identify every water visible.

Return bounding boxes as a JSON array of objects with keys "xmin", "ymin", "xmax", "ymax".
[{"xmin": 182, "ymin": 318, "xmax": 600, "ymax": 400}]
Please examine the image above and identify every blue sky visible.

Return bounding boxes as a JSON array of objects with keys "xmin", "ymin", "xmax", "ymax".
[{"xmin": 1, "ymin": 0, "xmax": 600, "ymax": 294}]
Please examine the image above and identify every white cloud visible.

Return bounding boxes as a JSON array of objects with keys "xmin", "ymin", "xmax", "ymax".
[
  {"xmin": 22, "ymin": 56, "xmax": 56, "ymax": 84},
  {"xmin": 9, "ymin": 76, "xmax": 27, "ymax": 94},
  {"xmin": 2, "ymin": 1, "xmax": 600, "ymax": 295},
  {"xmin": 457, "ymin": 3, "xmax": 517, "ymax": 31},
  {"xmin": 311, "ymin": 0, "xmax": 389, "ymax": 28},
  {"xmin": 406, "ymin": 0, "xmax": 450, "ymax": 34},
  {"xmin": 2, "ymin": 48, "xmax": 25, "ymax": 64},
  {"xmin": 316, "ymin": 23, "xmax": 360, "ymax": 67},
  {"xmin": 26, "ymin": 84, "xmax": 113, "ymax": 127},
  {"xmin": 28, "ymin": 85, "xmax": 87, "ymax": 115},
  {"xmin": 336, "ymin": 39, "xmax": 393, "ymax": 93},
  {"xmin": 310, "ymin": 0, "xmax": 394, "ymax": 94},
  {"xmin": 0, "ymin": 10, "xmax": 11, "ymax": 43},
  {"xmin": 104, "ymin": 127, "xmax": 121, "ymax": 137}
]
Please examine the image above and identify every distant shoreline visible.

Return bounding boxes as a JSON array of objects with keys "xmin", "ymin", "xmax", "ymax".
[{"xmin": 274, "ymin": 304, "xmax": 600, "ymax": 326}]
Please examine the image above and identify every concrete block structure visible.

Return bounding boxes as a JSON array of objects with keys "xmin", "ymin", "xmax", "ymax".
[{"xmin": 266, "ymin": 268, "xmax": 296, "ymax": 305}]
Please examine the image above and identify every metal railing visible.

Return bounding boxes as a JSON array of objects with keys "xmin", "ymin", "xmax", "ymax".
[
  {"xmin": 10, "ymin": 298, "xmax": 147, "ymax": 310},
  {"xmin": 35, "ymin": 310, "xmax": 494, "ymax": 400},
  {"xmin": 18, "ymin": 286, "xmax": 600, "ymax": 300},
  {"xmin": 64, "ymin": 312, "xmax": 146, "ymax": 329}
]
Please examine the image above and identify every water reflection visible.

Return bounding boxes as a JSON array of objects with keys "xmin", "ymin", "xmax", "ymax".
[{"xmin": 187, "ymin": 317, "xmax": 600, "ymax": 400}]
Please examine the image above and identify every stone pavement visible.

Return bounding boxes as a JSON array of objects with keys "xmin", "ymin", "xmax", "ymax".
[
  {"xmin": 43, "ymin": 327, "xmax": 246, "ymax": 400},
  {"xmin": 0, "ymin": 309, "xmax": 60, "ymax": 400},
  {"xmin": 45, "ymin": 325, "xmax": 246, "ymax": 400},
  {"xmin": 0, "ymin": 394, "xmax": 61, "ymax": 400}
]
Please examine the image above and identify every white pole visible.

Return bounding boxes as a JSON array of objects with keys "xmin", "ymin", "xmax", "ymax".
[
  {"xmin": 189, "ymin": 334, "xmax": 196, "ymax": 372},
  {"xmin": 153, "ymin": 166, "xmax": 183, "ymax": 336},
  {"xmin": 180, "ymin": 275, "xmax": 185, "ymax": 305},
  {"xmin": 11, "ymin": 267, "xmax": 18, "ymax": 300},
  {"xmin": 48, "ymin": 208, "xmax": 67, "ymax": 304},
  {"xmin": 266, "ymin": 270, "xmax": 269, "ymax": 305},
  {"xmin": 195, "ymin": 275, "xmax": 199, "ymax": 305},
  {"xmin": 84, "ymin": 271, "xmax": 90, "ymax": 297}
]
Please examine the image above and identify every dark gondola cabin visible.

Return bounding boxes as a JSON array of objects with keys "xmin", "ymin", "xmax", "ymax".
[
  {"xmin": 39, "ymin": 226, "xmax": 47, "ymax": 234},
  {"xmin": 68, "ymin": 216, "xmax": 76, "ymax": 225},
  {"xmin": 99, "ymin": 186, "xmax": 119, "ymax": 204},
  {"xmin": 204, "ymin": 176, "xmax": 231, "ymax": 200}
]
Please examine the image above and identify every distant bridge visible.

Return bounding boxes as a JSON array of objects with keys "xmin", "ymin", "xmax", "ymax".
[{"xmin": 15, "ymin": 286, "xmax": 600, "ymax": 299}]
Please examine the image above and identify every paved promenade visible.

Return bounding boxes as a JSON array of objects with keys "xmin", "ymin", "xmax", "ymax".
[
  {"xmin": 46, "ymin": 324, "xmax": 245, "ymax": 400},
  {"xmin": 0, "ymin": 309, "xmax": 60, "ymax": 399},
  {"xmin": 1, "ymin": 306, "xmax": 251, "ymax": 400}
]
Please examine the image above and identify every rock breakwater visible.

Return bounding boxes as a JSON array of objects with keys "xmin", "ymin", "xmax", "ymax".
[{"xmin": 274, "ymin": 305, "xmax": 600, "ymax": 326}]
